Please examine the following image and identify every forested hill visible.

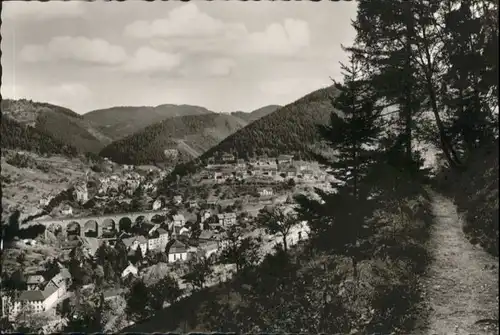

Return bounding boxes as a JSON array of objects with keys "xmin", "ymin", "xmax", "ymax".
[
  {"xmin": 231, "ymin": 105, "xmax": 281, "ymax": 123},
  {"xmin": 199, "ymin": 85, "xmax": 338, "ymax": 161},
  {"xmin": 84, "ymin": 104, "xmax": 215, "ymax": 141},
  {"xmin": 1, "ymin": 116, "xmax": 78, "ymax": 157},
  {"xmin": 98, "ymin": 113, "xmax": 248, "ymax": 165},
  {"xmin": 1, "ymin": 99, "xmax": 110, "ymax": 154}
]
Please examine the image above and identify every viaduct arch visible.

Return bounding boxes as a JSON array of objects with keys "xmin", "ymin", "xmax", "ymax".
[{"xmin": 33, "ymin": 210, "xmax": 168, "ymax": 239}]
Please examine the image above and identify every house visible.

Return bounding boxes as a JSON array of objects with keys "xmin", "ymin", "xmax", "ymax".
[
  {"xmin": 13, "ymin": 291, "xmax": 46, "ymax": 316},
  {"xmin": 148, "ymin": 226, "xmax": 169, "ymax": 251},
  {"xmin": 81, "ymin": 237, "xmax": 103, "ymax": 257},
  {"xmin": 188, "ymin": 200, "xmax": 198, "ymax": 208},
  {"xmin": 39, "ymin": 194, "xmax": 54, "ymax": 207},
  {"xmin": 26, "ymin": 275, "xmax": 45, "ymax": 291},
  {"xmin": 6, "ymin": 269, "xmax": 71, "ymax": 318},
  {"xmin": 42, "ymin": 270, "xmax": 71, "ymax": 310},
  {"xmin": 152, "ymin": 198, "xmax": 163, "ymax": 210},
  {"xmin": 167, "ymin": 240, "xmax": 190, "ymax": 263},
  {"xmin": 257, "ymin": 155, "xmax": 276, "ymax": 166},
  {"xmin": 236, "ymin": 159, "xmax": 246, "ymax": 168},
  {"xmin": 261, "ymin": 166, "xmax": 278, "ymax": 177},
  {"xmin": 122, "ymin": 236, "xmax": 148, "ymax": 255},
  {"xmin": 284, "ymin": 166, "xmax": 298, "ymax": 177},
  {"xmin": 173, "ymin": 195, "xmax": 183, "ymax": 205},
  {"xmin": 198, "ymin": 241, "xmax": 219, "ymax": 259},
  {"xmin": 216, "ymin": 213, "xmax": 237, "ymax": 227},
  {"xmin": 206, "ymin": 196, "xmax": 218, "ymax": 206},
  {"xmin": 221, "ymin": 153, "xmax": 235, "ymax": 163},
  {"xmin": 277, "ymin": 155, "xmax": 294, "ymax": 165},
  {"xmin": 121, "ymin": 263, "xmax": 139, "ymax": 278},
  {"xmin": 258, "ymin": 188, "xmax": 274, "ymax": 197},
  {"xmin": 198, "ymin": 210, "xmax": 212, "ymax": 224},
  {"xmin": 73, "ymin": 182, "xmax": 89, "ymax": 204},
  {"xmin": 198, "ymin": 230, "xmax": 215, "ymax": 241},
  {"xmin": 179, "ymin": 226, "xmax": 190, "ymax": 237},
  {"xmin": 61, "ymin": 205, "xmax": 73, "ymax": 216},
  {"xmin": 103, "ymin": 288, "xmax": 124, "ymax": 301},
  {"xmin": 302, "ymin": 169, "xmax": 314, "ymax": 180},
  {"xmin": 172, "ymin": 214, "xmax": 186, "ymax": 227}
]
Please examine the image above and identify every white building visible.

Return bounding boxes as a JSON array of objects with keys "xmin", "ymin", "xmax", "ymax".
[
  {"xmin": 167, "ymin": 240, "xmax": 189, "ymax": 263},
  {"xmin": 172, "ymin": 214, "xmax": 186, "ymax": 227},
  {"xmin": 61, "ymin": 205, "xmax": 73, "ymax": 216},
  {"xmin": 121, "ymin": 263, "xmax": 139, "ymax": 278},
  {"xmin": 258, "ymin": 188, "xmax": 274, "ymax": 197},
  {"xmin": 3, "ymin": 269, "xmax": 71, "ymax": 319},
  {"xmin": 122, "ymin": 236, "xmax": 148, "ymax": 255}
]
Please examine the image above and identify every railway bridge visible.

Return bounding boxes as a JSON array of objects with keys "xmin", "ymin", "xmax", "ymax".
[{"xmin": 32, "ymin": 210, "xmax": 168, "ymax": 238}]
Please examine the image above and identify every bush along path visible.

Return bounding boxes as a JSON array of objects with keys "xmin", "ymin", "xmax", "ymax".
[{"xmin": 415, "ymin": 192, "xmax": 499, "ymax": 335}]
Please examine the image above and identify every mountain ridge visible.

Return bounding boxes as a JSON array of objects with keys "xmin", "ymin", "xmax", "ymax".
[{"xmin": 1, "ymin": 99, "xmax": 110, "ymax": 154}]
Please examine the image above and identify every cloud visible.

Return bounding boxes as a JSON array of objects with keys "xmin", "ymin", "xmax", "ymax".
[
  {"xmin": 2, "ymin": 1, "xmax": 85, "ymax": 21},
  {"xmin": 20, "ymin": 36, "xmax": 128, "ymax": 65},
  {"xmin": 124, "ymin": 3, "xmax": 239, "ymax": 39},
  {"xmin": 123, "ymin": 47, "xmax": 182, "ymax": 73},
  {"xmin": 244, "ymin": 19, "xmax": 310, "ymax": 56},
  {"xmin": 125, "ymin": 3, "xmax": 310, "ymax": 57},
  {"xmin": 1, "ymin": 83, "xmax": 92, "ymax": 114},
  {"xmin": 179, "ymin": 58, "xmax": 236, "ymax": 77}
]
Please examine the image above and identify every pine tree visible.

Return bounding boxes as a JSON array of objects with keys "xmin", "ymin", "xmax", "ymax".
[{"xmin": 296, "ymin": 56, "xmax": 383, "ymax": 279}]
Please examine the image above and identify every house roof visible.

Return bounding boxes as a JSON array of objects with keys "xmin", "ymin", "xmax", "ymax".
[
  {"xmin": 18, "ymin": 290, "xmax": 45, "ymax": 301},
  {"xmin": 26, "ymin": 275, "xmax": 45, "ymax": 285},
  {"xmin": 122, "ymin": 235, "xmax": 148, "ymax": 248},
  {"xmin": 173, "ymin": 214, "xmax": 185, "ymax": 221},
  {"xmin": 199, "ymin": 230, "xmax": 214, "ymax": 240},
  {"xmin": 103, "ymin": 288, "xmax": 124, "ymax": 299},
  {"xmin": 278, "ymin": 155, "xmax": 294, "ymax": 160},
  {"xmin": 81, "ymin": 237, "xmax": 102, "ymax": 255},
  {"xmin": 157, "ymin": 228, "xmax": 168, "ymax": 235},
  {"xmin": 199, "ymin": 241, "xmax": 218, "ymax": 251},
  {"xmin": 169, "ymin": 240, "xmax": 188, "ymax": 253}
]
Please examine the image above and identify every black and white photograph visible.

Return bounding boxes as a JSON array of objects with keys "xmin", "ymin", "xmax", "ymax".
[{"xmin": 0, "ymin": 0, "xmax": 498, "ymax": 333}]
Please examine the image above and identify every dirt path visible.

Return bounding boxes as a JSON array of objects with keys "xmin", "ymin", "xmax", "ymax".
[{"xmin": 416, "ymin": 192, "xmax": 499, "ymax": 335}]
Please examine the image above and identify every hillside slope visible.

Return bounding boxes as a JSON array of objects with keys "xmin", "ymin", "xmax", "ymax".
[
  {"xmin": 1, "ymin": 99, "xmax": 110, "ymax": 153},
  {"xmin": 231, "ymin": 105, "xmax": 281, "ymax": 123},
  {"xmin": 98, "ymin": 113, "xmax": 248, "ymax": 165},
  {"xmin": 84, "ymin": 104, "xmax": 215, "ymax": 140},
  {"xmin": 199, "ymin": 85, "xmax": 337, "ymax": 161},
  {"xmin": 1, "ymin": 117, "xmax": 78, "ymax": 157}
]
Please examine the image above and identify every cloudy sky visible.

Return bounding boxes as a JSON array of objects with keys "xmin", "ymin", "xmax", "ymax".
[{"xmin": 1, "ymin": 1, "xmax": 357, "ymax": 114}]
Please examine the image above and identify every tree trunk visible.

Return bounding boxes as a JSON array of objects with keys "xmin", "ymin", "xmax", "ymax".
[
  {"xmin": 282, "ymin": 235, "xmax": 288, "ymax": 253},
  {"xmin": 426, "ymin": 76, "xmax": 463, "ymax": 169},
  {"xmin": 404, "ymin": 1, "xmax": 414, "ymax": 163}
]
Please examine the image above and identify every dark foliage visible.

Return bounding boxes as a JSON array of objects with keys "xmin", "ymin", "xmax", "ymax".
[
  {"xmin": 2, "ymin": 99, "xmax": 108, "ymax": 154},
  {"xmin": 1, "ymin": 117, "xmax": 78, "ymax": 157}
]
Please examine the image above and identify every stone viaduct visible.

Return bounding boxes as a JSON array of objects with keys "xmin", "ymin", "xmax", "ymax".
[{"xmin": 32, "ymin": 210, "xmax": 168, "ymax": 238}]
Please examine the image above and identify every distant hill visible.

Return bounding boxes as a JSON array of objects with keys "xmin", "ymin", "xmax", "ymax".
[
  {"xmin": 98, "ymin": 113, "xmax": 248, "ymax": 165},
  {"xmin": 1, "ymin": 99, "xmax": 110, "ymax": 154},
  {"xmin": 84, "ymin": 104, "xmax": 216, "ymax": 141},
  {"xmin": 1, "ymin": 116, "xmax": 78, "ymax": 157},
  {"xmin": 231, "ymin": 105, "xmax": 281, "ymax": 123},
  {"xmin": 199, "ymin": 85, "xmax": 338, "ymax": 161}
]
